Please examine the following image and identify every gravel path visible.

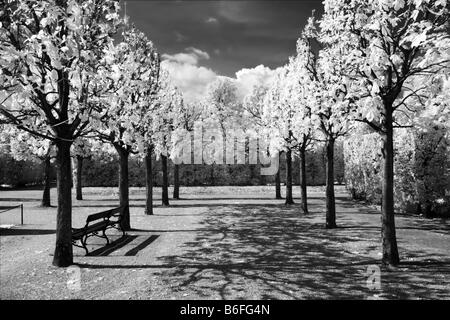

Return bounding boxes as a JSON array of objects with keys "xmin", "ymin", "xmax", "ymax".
[{"xmin": 1, "ymin": 186, "xmax": 449, "ymax": 299}]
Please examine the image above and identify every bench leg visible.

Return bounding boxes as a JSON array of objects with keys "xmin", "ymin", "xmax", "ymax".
[
  {"xmin": 102, "ymin": 229, "xmax": 110, "ymax": 245},
  {"xmin": 82, "ymin": 236, "xmax": 89, "ymax": 255}
]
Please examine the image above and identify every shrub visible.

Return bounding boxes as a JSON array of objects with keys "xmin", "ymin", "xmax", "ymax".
[{"xmin": 344, "ymin": 127, "xmax": 450, "ymax": 217}]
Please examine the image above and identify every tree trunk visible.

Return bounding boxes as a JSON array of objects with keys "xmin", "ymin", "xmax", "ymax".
[
  {"xmin": 381, "ymin": 108, "xmax": 400, "ymax": 266},
  {"xmin": 275, "ymin": 153, "xmax": 282, "ymax": 199},
  {"xmin": 69, "ymin": 156, "xmax": 73, "ymax": 189},
  {"xmin": 325, "ymin": 137, "xmax": 336, "ymax": 228},
  {"xmin": 424, "ymin": 202, "xmax": 433, "ymax": 219},
  {"xmin": 75, "ymin": 155, "xmax": 83, "ymax": 200},
  {"xmin": 52, "ymin": 141, "xmax": 73, "ymax": 267},
  {"xmin": 145, "ymin": 148, "xmax": 153, "ymax": 215},
  {"xmin": 161, "ymin": 154, "xmax": 169, "ymax": 206},
  {"xmin": 116, "ymin": 145, "xmax": 131, "ymax": 230},
  {"xmin": 41, "ymin": 156, "xmax": 51, "ymax": 207},
  {"xmin": 285, "ymin": 149, "xmax": 294, "ymax": 205},
  {"xmin": 210, "ymin": 164, "xmax": 215, "ymax": 186},
  {"xmin": 299, "ymin": 144, "xmax": 308, "ymax": 214},
  {"xmin": 173, "ymin": 164, "xmax": 180, "ymax": 199}
]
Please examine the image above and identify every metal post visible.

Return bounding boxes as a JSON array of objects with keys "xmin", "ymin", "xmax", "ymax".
[{"xmin": 20, "ymin": 204, "xmax": 23, "ymax": 225}]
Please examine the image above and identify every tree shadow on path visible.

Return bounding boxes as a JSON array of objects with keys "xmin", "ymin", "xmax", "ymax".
[{"xmin": 154, "ymin": 201, "xmax": 450, "ymax": 299}]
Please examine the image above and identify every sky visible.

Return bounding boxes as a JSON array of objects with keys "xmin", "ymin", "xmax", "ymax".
[{"xmin": 124, "ymin": 0, "xmax": 324, "ymax": 102}]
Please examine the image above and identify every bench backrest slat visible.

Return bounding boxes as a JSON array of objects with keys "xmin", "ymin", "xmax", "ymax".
[{"xmin": 86, "ymin": 206, "xmax": 124, "ymax": 223}]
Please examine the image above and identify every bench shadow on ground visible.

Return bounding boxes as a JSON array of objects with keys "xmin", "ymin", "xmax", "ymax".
[
  {"xmin": 74, "ymin": 234, "xmax": 160, "ymax": 257},
  {"xmin": 77, "ymin": 199, "xmax": 449, "ymax": 299}
]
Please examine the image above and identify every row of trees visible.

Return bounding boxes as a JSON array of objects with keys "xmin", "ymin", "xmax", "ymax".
[
  {"xmin": 239, "ymin": 0, "xmax": 449, "ymax": 266},
  {"xmin": 0, "ymin": 0, "xmax": 188, "ymax": 266},
  {"xmin": 0, "ymin": 0, "xmax": 240, "ymax": 267},
  {"xmin": 158, "ymin": 0, "xmax": 449, "ymax": 267}
]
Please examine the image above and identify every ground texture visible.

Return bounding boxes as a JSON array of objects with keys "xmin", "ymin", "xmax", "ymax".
[{"xmin": 0, "ymin": 185, "xmax": 449, "ymax": 299}]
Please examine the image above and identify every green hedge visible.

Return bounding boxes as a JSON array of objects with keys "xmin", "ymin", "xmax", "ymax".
[
  {"xmin": 0, "ymin": 154, "xmax": 46, "ymax": 188},
  {"xmin": 80, "ymin": 146, "xmax": 344, "ymax": 187},
  {"xmin": 1, "ymin": 144, "xmax": 345, "ymax": 188},
  {"xmin": 344, "ymin": 128, "xmax": 450, "ymax": 218}
]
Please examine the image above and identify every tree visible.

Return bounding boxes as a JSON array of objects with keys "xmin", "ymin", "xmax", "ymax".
[
  {"xmin": 285, "ymin": 56, "xmax": 315, "ymax": 213},
  {"xmin": 320, "ymin": 0, "xmax": 450, "ymax": 265},
  {"xmin": 71, "ymin": 138, "xmax": 93, "ymax": 201},
  {"xmin": 152, "ymin": 71, "xmax": 184, "ymax": 207},
  {"xmin": 205, "ymin": 77, "xmax": 242, "ymax": 184},
  {"xmin": 294, "ymin": 16, "xmax": 354, "ymax": 226},
  {"xmin": 263, "ymin": 66, "xmax": 313, "ymax": 208},
  {"xmin": 263, "ymin": 69, "xmax": 296, "ymax": 205},
  {"xmin": 144, "ymin": 145, "xmax": 154, "ymax": 214},
  {"xmin": 93, "ymin": 25, "xmax": 161, "ymax": 227},
  {"xmin": 171, "ymin": 100, "xmax": 203, "ymax": 199},
  {"xmin": 93, "ymin": 37, "xmax": 134, "ymax": 230},
  {"xmin": 121, "ymin": 29, "xmax": 161, "ymax": 216},
  {"xmin": 243, "ymin": 83, "xmax": 283, "ymax": 199},
  {"xmin": 0, "ymin": 0, "xmax": 121, "ymax": 267},
  {"xmin": 134, "ymin": 94, "xmax": 161, "ymax": 215}
]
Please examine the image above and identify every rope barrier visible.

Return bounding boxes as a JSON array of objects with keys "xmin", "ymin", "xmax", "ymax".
[
  {"xmin": 0, "ymin": 205, "xmax": 20, "ymax": 214},
  {"xmin": 0, "ymin": 204, "xmax": 23, "ymax": 224}
]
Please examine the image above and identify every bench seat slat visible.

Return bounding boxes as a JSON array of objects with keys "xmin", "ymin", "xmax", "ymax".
[{"xmin": 72, "ymin": 221, "xmax": 110, "ymax": 239}]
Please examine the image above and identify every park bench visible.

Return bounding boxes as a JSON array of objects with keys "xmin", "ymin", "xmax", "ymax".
[{"xmin": 71, "ymin": 206, "xmax": 126, "ymax": 255}]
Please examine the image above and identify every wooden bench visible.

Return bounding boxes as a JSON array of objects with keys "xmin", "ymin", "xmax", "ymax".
[{"xmin": 71, "ymin": 206, "xmax": 126, "ymax": 255}]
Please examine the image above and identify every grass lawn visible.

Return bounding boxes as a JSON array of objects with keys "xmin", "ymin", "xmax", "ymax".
[{"xmin": 0, "ymin": 185, "xmax": 449, "ymax": 299}]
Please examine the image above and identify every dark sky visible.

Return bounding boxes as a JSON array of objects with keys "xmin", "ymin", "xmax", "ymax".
[{"xmin": 124, "ymin": 0, "xmax": 323, "ymax": 77}]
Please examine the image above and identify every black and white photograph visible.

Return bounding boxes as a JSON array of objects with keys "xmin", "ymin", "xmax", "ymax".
[{"xmin": 0, "ymin": 0, "xmax": 449, "ymax": 306}]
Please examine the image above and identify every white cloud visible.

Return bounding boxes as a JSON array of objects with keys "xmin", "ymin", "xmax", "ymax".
[
  {"xmin": 185, "ymin": 47, "xmax": 210, "ymax": 61},
  {"xmin": 162, "ymin": 61, "xmax": 218, "ymax": 103},
  {"xmin": 162, "ymin": 48, "xmax": 281, "ymax": 104},
  {"xmin": 161, "ymin": 52, "xmax": 198, "ymax": 65},
  {"xmin": 205, "ymin": 17, "xmax": 218, "ymax": 24},
  {"xmin": 234, "ymin": 64, "xmax": 281, "ymax": 100},
  {"xmin": 174, "ymin": 31, "xmax": 187, "ymax": 42},
  {"xmin": 162, "ymin": 47, "xmax": 210, "ymax": 66},
  {"xmin": 217, "ymin": 2, "xmax": 253, "ymax": 24},
  {"xmin": 161, "ymin": 47, "xmax": 217, "ymax": 103}
]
